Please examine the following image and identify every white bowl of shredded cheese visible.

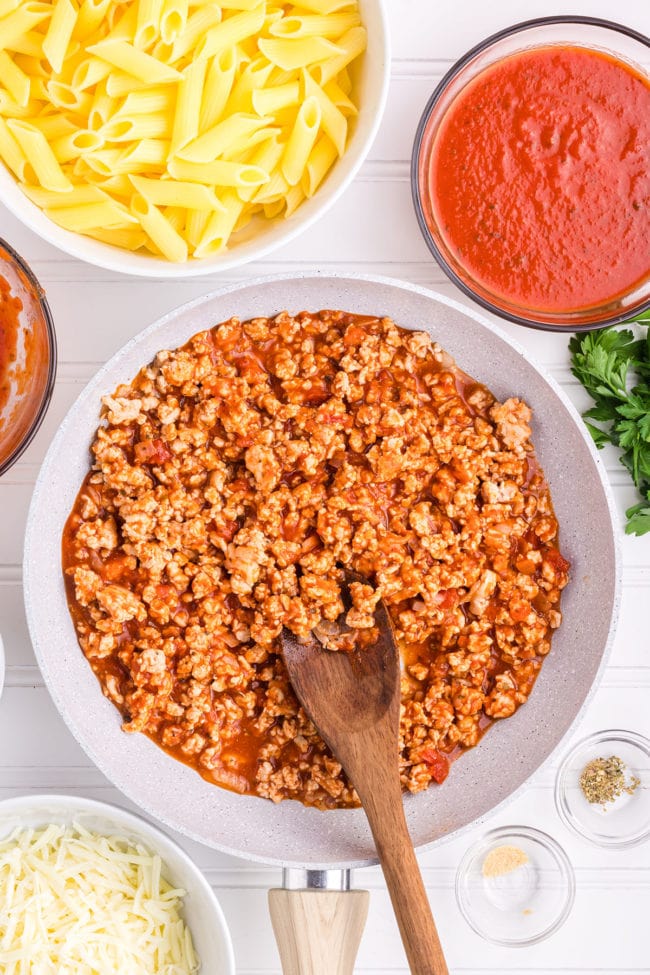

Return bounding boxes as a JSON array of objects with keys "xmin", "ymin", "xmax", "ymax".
[{"xmin": 0, "ymin": 793, "xmax": 235, "ymax": 974}]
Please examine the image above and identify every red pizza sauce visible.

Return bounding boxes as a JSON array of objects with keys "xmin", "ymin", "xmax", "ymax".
[
  {"xmin": 0, "ymin": 275, "xmax": 21, "ymax": 416},
  {"xmin": 425, "ymin": 46, "xmax": 650, "ymax": 313}
]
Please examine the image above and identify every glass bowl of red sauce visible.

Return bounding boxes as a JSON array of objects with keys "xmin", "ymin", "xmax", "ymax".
[
  {"xmin": 412, "ymin": 17, "xmax": 650, "ymax": 331},
  {"xmin": 0, "ymin": 239, "xmax": 56, "ymax": 475}
]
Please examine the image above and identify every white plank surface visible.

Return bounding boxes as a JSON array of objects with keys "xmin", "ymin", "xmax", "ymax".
[{"xmin": 1, "ymin": 1, "xmax": 650, "ymax": 971}]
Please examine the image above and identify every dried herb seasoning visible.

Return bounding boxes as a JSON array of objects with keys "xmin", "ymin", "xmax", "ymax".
[{"xmin": 579, "ymin": 755, "xmax": 640, "ymax": 808}]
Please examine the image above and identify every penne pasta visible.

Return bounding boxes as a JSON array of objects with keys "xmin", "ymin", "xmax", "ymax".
[
  {"xmin": 86, "ymin": 226, "xmax": 148, "ymax": 249},
  {"xmin": 87, "ymin": 39, "xmax": 181, "ymax": 83},
  {"xmin": 262, "ymin": 197, "xmax": 284, "ymax": 218},
  {"xmin": 42, "ymin": 0, "xmax": 78, "ymax": 73},
  {"xmin": 5, "ymin": 30, "xmax": 44, "ymax": 57},
  {"xmin": 81, "ymin": 146, "xmax": 121, "ymax": 175},
  {"xmin": 312, "ymin": 25, "xmax": 366, "ymax": 85},
  {"xmin": 159, "ymin": 0, "xmax": 187, "ymax": 44},
  {"xmin": 224, "ymin": 55, "xmax": 274, "ymax": 114},
  {"xmin": 237, "ymin": 133, "xmax": 282, "ymax": 200},
  {"xmin": 129, "ymin": 173, "xmax": 225, "ymax": 209},
  {"xmin": 169, "ymin": 3, "xmax": 221, "ymax": 60},
  {"xmin": 0, "ymin": 115, "xmax": 28, "ymax": 179},
  {"xmin": 221, "ymin": 123, "xmax": 280, "ymax": 160},
  {"xmin": 301, "ymin": 133, "xmax": 336, "ymax": 196},
  {"xmin": 257, "ymin": 36, "xmax": 343, "ymax": 71},
  {"xmin": 168, "ymin": 156, "xmax": 269, "ymax": 187},
  {"xmin": 73, "ymin": 0, "xmax": 113, "ymax": 41},
  {"xmin": 28, "ymin": 76, "xmax": 49, "ymax": 100},
  {"xmin": 0, "ymin": 91, "xmax": 38, "ymax": 117},
  {"xmin": 71, "ymin": 55, "xmax": 112, "ymax": 90},
  {"xmin": 178, "ymin": 113, "xmax": 271, "ymax": 164},
  {"xmin": 105, "ymin": 2, "xmax": 138, "ymax": 41},
  {"xmin": 195, "ymin": 189, "xmax": 243, "ymax": 256},
  {"xmin": 117, "ymin": 86, "xmax": 175, "ymax": 116},
  {"xmin": 101, "ymin": 114, "xmax": 171, "ymax": 141},
  {"xmin": 95, "ymin": 173, "xmax": 136, "ymax": 198},
  {"xmin": 337, "ymin": 66, "xmax": 352, "ymax": 93},
  {"xmin": 216, "ymin": 0, "xmax": 267, "ymax": 9},
  {"xmin": 324, "ymin": 78, "xmax": 357, "ymax": 115},
  {"xmin": 88, "ymin": 84, "xmax": 118, "ymax": 129},
  {"xmin": 7, "ymin": 118, "xmax": 73, "ymax": 190},
  {"xmin": 52, "ymin": 127, "xmax": 104, "ymax": 163},
  {"xmin": 29, "ymin": 114, "xmax": 77, "ymax": 140},
  {"xmin": 135, "ymin": 0, "xmax": 163, "ymax": 48},
  {"xmin": 291, "ymin": 0, "xmax": 356, "ymax": 12},
  {"xmin": 22, "ymin": 183, "xmax": 108, "ymax": 207},
  {"xmin": 170, "ymin": 57, "xmax": 207, "ymax": 154},
  {"xmin": 0, "ymin": 51, "xmax": 31, "ymax": 107},
  {"xmin": 46, "ymin": 81, "xmax": 92, "ymax": 113},
  {"xmin": 199, "ymin": 47, "xmax": 237, "ymax": 132},
  {"xmin": 302, "ymin": 69, "xmax": 346, "ymax": 156},
  {"xmin": 252, "ymin": 81, "xmax": 299, "ymax": 117},
  {"xmin": 185, "ymin": 208, "xmax": 209, "ymax": 248},
  {"xmin": 281, "ymin": 95, "xmax": 320, "ymax": 185},
  {"xmin": 252, "ymin": 166, "xmax": 287, "ymax": 204},
  {"xmin": 0, "ymin": 4, "xmax": 52, "ymax": 53},
  {"xmin": 0, "ymin": 0, "xmax": 19, "ymax": 18},
  {"xmin": 46, "ymin": 198, "xmax": 138, "ymax": 231},
  {"xmin": 163, "ymin": 204, "xmax": 185, "ymax": 233},
  {"xmin": 195, "ymin": 5, "xmax": 265, "ymax": 61},
  {"xmin": 110, "ymin": 138, "xmax": 169, "ymax": 172},
  {"xmin": 284, "ymin": 181, "xmax": 305, "ymax": 217},
  {"xmin": 104, "ymin": 71, "xmax": 149, "ymax": 97},
  {"xmin": 131, "ymin": 193, "xmax": 188, "ymax": 261},
  {"xmin": 268, "ymin": 12, "xmax": 360, "ymax": 38}
]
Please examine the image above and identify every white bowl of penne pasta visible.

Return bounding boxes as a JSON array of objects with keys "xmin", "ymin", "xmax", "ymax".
[{"xmin": 0, "ymin": 0, "xmax": 390, "ymax": 276}]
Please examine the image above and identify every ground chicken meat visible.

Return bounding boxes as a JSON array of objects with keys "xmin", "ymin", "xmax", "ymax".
[{"xmin": 62, "ymin": 311, "xmax": 569, "ymax": 809}]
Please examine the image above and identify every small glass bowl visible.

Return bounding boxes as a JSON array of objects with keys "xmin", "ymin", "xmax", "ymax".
[
  {"xmin": 0, "ymin": 238, "xmax": 56, "ymax": 475},
  {"xmin": 411, "ymin": 16, "xmax": 650, "ymax": 331},
  {"xmin": 455, "ymin": 826, "xmax": 575, "ymax": 946},
  {"xmin": 555, "ymin": 730, "xmax": 650, "ymax": 848}
]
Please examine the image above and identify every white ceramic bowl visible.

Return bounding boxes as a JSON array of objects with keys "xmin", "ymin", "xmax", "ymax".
[
  {"xmin": 0, "ymin": 793, "xmax": 235, "ymax": 973},
  {"xmin": 0, "ymin": 1, "xmax": 390, "ymax": 278}
]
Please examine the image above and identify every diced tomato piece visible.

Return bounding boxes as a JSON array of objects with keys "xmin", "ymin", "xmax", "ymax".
[
  {"xmin": 134, "ymin": 438, "xmax": 171, "ymax": 464},
  {"xmin": 434, "ymin": 588, "xmax": 457, "ymax": 610},
  {"xmin": 342, "ymin": 324, "xmax": 367, "ymax": 346},
  {"xmin": 544, "ymin": 548, "xmax": 570, "ymax": 573},
  {"xmin": 420, "ymin": 748, "xmax": 450, "ymax": 784}
]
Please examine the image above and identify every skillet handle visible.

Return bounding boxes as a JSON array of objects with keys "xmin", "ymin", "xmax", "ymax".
[{"xmin": 269, "ymin": 886, "xmax": 369, "ymax": 975}]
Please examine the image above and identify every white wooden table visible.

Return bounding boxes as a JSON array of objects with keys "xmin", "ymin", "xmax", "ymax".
[{"xmin": 1, "ymin": 1, "xmax": 649, "ymax": 971}]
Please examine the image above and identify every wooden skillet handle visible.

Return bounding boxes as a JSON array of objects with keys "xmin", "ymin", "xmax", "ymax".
[
  {"xmin": 361, "ymin": 779, "xmax": 449, "ymax": 975},
  {"xmin": 269, "ymin": 887, "xmax": 369, "ymax": 975}
]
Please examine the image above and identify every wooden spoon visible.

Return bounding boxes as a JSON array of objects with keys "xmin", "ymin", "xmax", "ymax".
[{"xmin": 279, "ymin": 571, "xmax": 450, "ymax": 975}]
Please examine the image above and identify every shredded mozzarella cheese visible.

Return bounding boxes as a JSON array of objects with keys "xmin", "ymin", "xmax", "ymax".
[{"xmin": 0, "ymin": 822, "xmax": 200, "ymax": 974}]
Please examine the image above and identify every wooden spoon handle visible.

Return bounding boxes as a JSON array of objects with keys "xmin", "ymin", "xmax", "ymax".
[
  {"xmin": 269, "ymin": 888, "xmax": 369, "ymax": 975},
  {"xmin": 364, "ymin": 792, "xmax": 449, "ymax": 975}
]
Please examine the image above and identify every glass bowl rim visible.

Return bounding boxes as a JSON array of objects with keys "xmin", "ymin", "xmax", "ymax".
[
  {"xmin": 410, "ymin": 15, "xmax": 650, "ymax": 333},
  {"xmin": 454, "ymin": 823, "xmax": 576, "ymax": 947},
  {"xmin": 554, "ymin": 728, "xmax": 650, "ymax": 849},
  {"xmin": 0, "ymin": 236, "xmax": 57, "ymax": 477}
]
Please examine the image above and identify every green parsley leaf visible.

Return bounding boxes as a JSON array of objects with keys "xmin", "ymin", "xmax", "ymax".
[
  {"xmin": 570, "ymin": 315, "xmax": 650, "ymax": 536},
  {"xmin": 625, "ymin": 500, "xmax": 650, "ymax": 536}
]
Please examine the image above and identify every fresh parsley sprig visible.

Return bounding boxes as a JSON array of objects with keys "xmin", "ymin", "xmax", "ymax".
[{"xmin": 569, "ymin": 310, "xmax": 650, "ymax": 536}]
